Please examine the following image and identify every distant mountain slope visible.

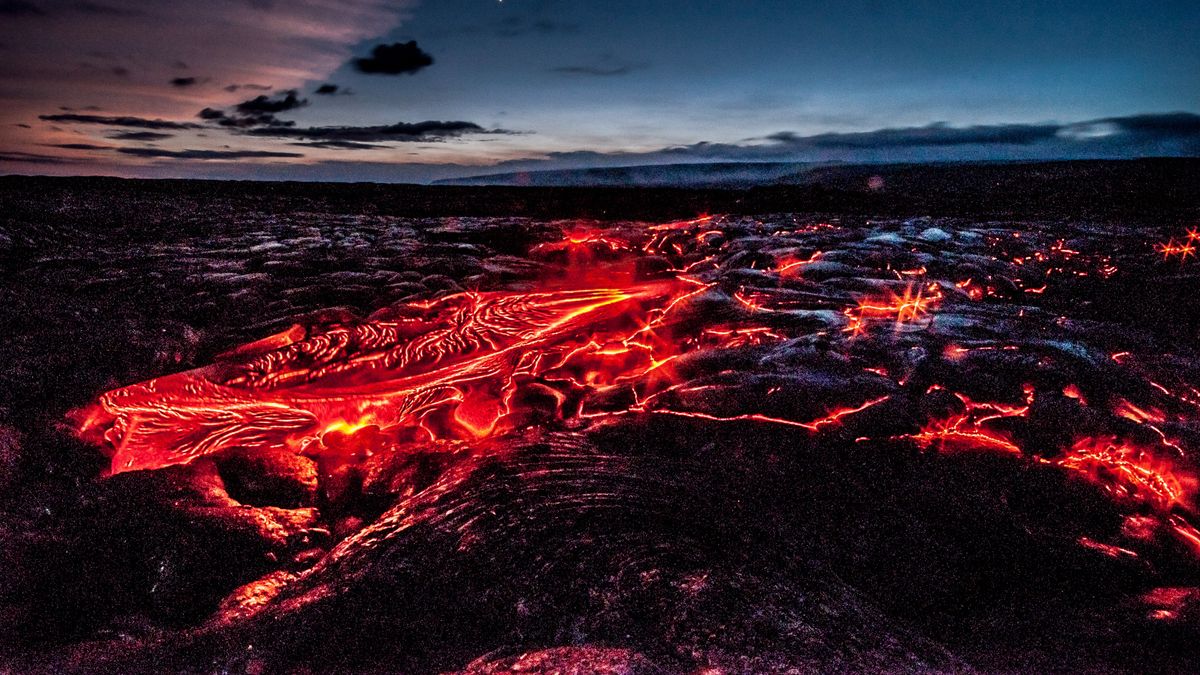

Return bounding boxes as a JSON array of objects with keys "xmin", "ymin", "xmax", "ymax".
[
  {"xmin": 431, "ymin": 158, "xmax": 1200, "ymax": 204},
  {"xmin": 433, "ymin": 162, "xmax": 817, "ymax": 187},
  {"xmin": 4, "ymin": 158, "xmax": 1197, "ymax": 223}
]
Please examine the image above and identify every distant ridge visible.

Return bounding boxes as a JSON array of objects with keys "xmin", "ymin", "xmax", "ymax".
[
  {"xmin": 433, "ymin": 161, "xmax": 821, "ymax": 187},
  {"xmin": 4, "ymin": 159, "xmax": 1197, "ymax": 223}
]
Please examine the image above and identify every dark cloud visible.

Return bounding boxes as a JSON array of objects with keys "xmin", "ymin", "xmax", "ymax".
[
  {"xmin": 758, "ymin": 113, "xmax": 1200, "ymax": 152},
  {"xmin": 107, "ymin": 131, "xmax": 174, "ymax": 141},
  {"xmin": 1100, "ymin": 112, "xmax": 1200, "ymax": 136},
  {"xmin": 469, "ymin": 112, "xmax": 1200, "ymax": 175},
  {"xmin": 314, "ymin": 83, "xmax": 342, "ymax": 95},
  {"xmin": 226, "ymin": 114, "xmax": 294, "ymax": 128},
  {"xmin": 552, "ymin": 64, "xmax": 644, "ymax": 77},
  {"xmin": 292, "ymin": 140, "xmax": 386, "ymax": 150},
  {"xmin": 0, "ymin": 1, "xmax": 43, "ymax": 16},
  {"xmin": 150, "ymin": 158, "xmax": 483, "ymax": 183},
  {"xmin": 0, "ymin": 150, "xmax": 81, "ymax": 164},
  {"xmin": 245, "ymin": 120, "xmax": 504, "ymax": 142},
  {"xmin": 170, "ymin": 77, "xmax": 199, "ymax": 87},
  {"xmin": 14, "ymin": 123, "xmax": 32, "ymax": 128},
  {"xmin": 38, "ymin": 113, "xmax": 201, "ymax": 130},
  {"xmin": 197, "ymin": 106, "xmax": 294, "ymax": 129},
  {"xmin": 47, "ymin": 142, "xmax": 113, "ymax": 150},
  {"xmin": 352, "ymin": 41, "xmax": 433, "ymax": 75},
  {"xmin": 224, "ymin": 83, "xmax": 272, "ymax": 93},
  {"xmin": 234, "ymin": 89, "xmax": 307, "ymax": 114},
  {"xmin": 769, "ymin": 122, "xmax": 1063, "ymax": 149},
  {"xmin": 0, "ymin": 0, "xmax": 144, "ymax": 15},
  {"xmin": 195, "ymin": 91, "xmax": 306, "ymax": 130},
  {"xmin": 116, "ymin": 147, "xmax": 304, "ymax": 160}
]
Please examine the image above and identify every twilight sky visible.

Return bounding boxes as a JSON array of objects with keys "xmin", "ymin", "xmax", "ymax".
[{"xmin": 1, "ymin": 0, "xmax": 1198, "ymax": 182}]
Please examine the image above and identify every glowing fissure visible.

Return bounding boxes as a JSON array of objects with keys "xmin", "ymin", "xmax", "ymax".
[
  {"xmin": 81, "ymin": 285, "xmax": 684, "ymax": 472},
  {"xmin": 75, "ymin": 216, "xmax": 1200, "ymax": 559}
]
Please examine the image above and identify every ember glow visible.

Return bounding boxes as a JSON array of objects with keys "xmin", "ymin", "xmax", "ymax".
[
  {"xmin": 843, "ymin": 282, "xmax": 941, "ymax": 336},
  {"xmin": 1156, "ymin": 238, "xmax": 1196, "ymax": 261},
  {"xmin": 1155, "ymin": 227, "xmax": 1200, "ymax": 262}
]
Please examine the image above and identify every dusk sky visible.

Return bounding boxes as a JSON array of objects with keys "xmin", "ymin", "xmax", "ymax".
[{"xmin": 1, "ymin": 0, "xmax": 1198, "ymax": 182}]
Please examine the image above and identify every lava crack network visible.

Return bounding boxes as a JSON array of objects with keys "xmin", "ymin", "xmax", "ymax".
[{"xmin": 78, "ymin": 284, "xmax": 681, "ymax": 473}]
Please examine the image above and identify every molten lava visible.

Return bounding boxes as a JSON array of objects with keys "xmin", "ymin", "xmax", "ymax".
[
  {"xmin": 79, "ymin": 283, "xmax": 696, "ymax": 473},
  {"xmin": 74, "ymin": 216, "xmax": 1200, "ymax": 563},
  {"xmin": 1054, "ymin": 438, "xmax": 1195, "ymax": 510},
  {"xmin": 843, "ymin": 282, "xmax": 941, "ymax": 336}
]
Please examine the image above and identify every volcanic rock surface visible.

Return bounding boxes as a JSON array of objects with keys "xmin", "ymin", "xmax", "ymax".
[{"xmin": 3, "ymin": 179, "xmax": 1200, "ymax": 673}]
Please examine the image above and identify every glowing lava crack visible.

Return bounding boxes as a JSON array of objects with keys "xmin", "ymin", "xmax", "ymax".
[
  {"xmin": 78, "ymin": 284, "xmax": 688, "ymax": 473},
  {"xmin": 72, "ymin": 216, "xmax": 1200, "ymax": 564}
]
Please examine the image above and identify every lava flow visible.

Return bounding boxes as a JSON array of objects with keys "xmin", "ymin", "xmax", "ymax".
[
  {"xmin": 77, "ymin": 282, "xmax": 701, "ymax": 472},
  {"xmin": 74, "ymin": 215, "xmax": 1200, "ymax": 566}
]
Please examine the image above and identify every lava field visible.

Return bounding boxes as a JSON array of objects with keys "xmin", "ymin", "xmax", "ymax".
[{"xmin": 3, "ymin": 180, "xmax": 1200, "ymax": 673}]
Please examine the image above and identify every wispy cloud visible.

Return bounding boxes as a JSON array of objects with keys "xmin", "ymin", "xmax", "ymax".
[
  {"xmin": 116, "ymin": 147, "xmax": 304, "ymax": 160},
  {"xmin": 0, "ymin": 150, "xmax": 80, "ymax": 163},
  {"xmin": 291, "ymin": 140, "xmax": 385, "ymax": 150},
  {"xmin": 107, "ymin": 130, "xmax": 173, "ymax": 141},
  {"xmin": 46, "ymin": 142, "xmax": 114, "ymax": 150},
  {"xmin": 38, "ymin": 113, "xmax": 201, "ymax": 129},
  {"xmin": 2, "ymin": 0, "xmax": 415, "ymax": 158},
  {"xmin": 552, "ymin": 64, "xmax": 645, "ymax": 77},
  {"xmin": 470, "ymin": 112, "xmax": 1200, "ymax": 176},
  {"xmin": 245, "ymin": 120, "xmax": 511, "ymax": 142},
  {"xmin": 234, "ymin": 90, "xmax": 308, "ymax": 115}
]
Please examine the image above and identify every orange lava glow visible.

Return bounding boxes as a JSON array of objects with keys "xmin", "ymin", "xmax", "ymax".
[
  {"xmin": 899, "ymin": 393, "xmax": 1029, "ymax": 456},
  {"xmin": 843, "ymin": 283, "xmax": 941, "ymax": 336},
  {"xmin": 532, "ymin": 228, "xmax": 627, "ymax": 258},
  {"xmin": 916, "ymin": 404, "xmax": 1200, "ymax": 513},
  {"xmin": 1052, "ymin": 438, "xmax": 1196, "ymax": 510},
  {"xmin": 71, "ymin": 216, "xmax": 1200, "ymax": 563},
  {"xmin": 776, "ymin": 251, "xmax": 823, "ymax": 276},
  {"xmin": 616, "ymin": 394, "xmax": 892, "ymax": 433},
  {"xmin": 79, "ymin": 283, "xmax": 699, "ymax": 473},
  {"xmin": 1155, "ymin": 238, "xmax": 1197, "ymax": 261},
  {"xmin": 891, "ymin": 388, "xmax": 1200, "ymax": 554}
]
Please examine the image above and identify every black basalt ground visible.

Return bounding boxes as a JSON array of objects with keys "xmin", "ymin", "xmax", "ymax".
[{"xmin": 2, "ymin": 161, "xmax": 1200, "ymax": 673}]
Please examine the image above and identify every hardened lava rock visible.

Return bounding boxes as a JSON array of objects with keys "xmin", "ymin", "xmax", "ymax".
[{"xmin": 4, "ymin": 197, "xmax": 1200, "ymax": 672}]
